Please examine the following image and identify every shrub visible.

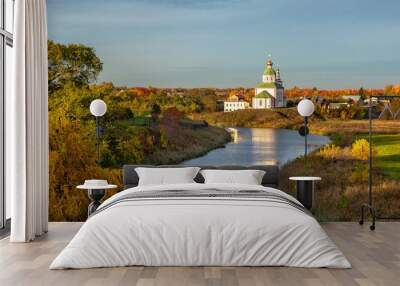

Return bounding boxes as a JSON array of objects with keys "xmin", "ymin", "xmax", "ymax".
[
  {"xmin": 351, "ymin": 139, "xmax": 377, "ymax": 160},
  {"xmin": 350, "ymin": 161, "xmax": 369, "ymax": 182},
  {"xmin": 318, "ymin": 144, "xmax": 343, "ymax": 160},
  {"xmin": 330, "ymin": 133, "xmax": 344, "ymax": 146}
]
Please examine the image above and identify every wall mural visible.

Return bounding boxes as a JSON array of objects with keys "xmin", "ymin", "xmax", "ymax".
[{"xmin": 47, "ymin": 0, "xmax": 400, "ymax": 222}]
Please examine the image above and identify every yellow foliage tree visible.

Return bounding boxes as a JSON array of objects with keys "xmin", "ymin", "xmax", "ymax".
[
  {"xmin": 351, "ymin": 139, "xmax": 378, "ymax": 161},
  {"xmin": 318, "ymin": 144, "xmax": 343, "ymax": 160},
  {"xmin": 49, "ymin": 117, "xmax": 121, "ymax": 221}
]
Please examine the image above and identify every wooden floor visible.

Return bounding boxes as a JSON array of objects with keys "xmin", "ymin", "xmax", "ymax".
[{"xmin": 0, "ymin": 222, "xmax": 399, "ymax": 286}]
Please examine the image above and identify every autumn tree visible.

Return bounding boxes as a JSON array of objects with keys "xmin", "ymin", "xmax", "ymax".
[
  {"xmin": 151, "ymin": 103, "xmax": 162, "ymax": 122},
  {"xmin": 48, "ymin": 40, "xmax": 103, "ymax": 93},
  {"xmin": 358, "ymin": 87, "xmax": 365, "ymax": 100},
  {"xmin": 48, "ymin": 116, "xmax": 121, "ymax": 221},
  {"xmin": 160, "ymin": 107, "xmax": 183, "ymax": 145},
  {"xmin": 384, "ymin": 85, "xmax": 394, "ymax": 95},
  {"xmin": 161, "ymin": 107, "xmax": 183, "ymax": 128}
]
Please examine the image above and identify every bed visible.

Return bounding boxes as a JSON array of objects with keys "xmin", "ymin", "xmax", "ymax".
[{"xmin": 50, "ymin": 165, "xmax": 351, "ymax": 269}]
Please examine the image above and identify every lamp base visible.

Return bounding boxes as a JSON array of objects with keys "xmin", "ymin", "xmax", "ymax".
[
  {"xmin": 359, "ymin": 203, "xmax": 376, "ymax": 231},
  {"xmin": 87, "ymin": 189, "xmax": 105, "ymax": 217}
]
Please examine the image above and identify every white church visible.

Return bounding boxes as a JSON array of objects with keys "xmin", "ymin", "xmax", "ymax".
[
  {"xmin": 252, "ymin": 58, "xmax": 286, "ymax": 109},
  {"xmin": 223, "ymin": 57, "xmax": 286, "ymax": 112}
]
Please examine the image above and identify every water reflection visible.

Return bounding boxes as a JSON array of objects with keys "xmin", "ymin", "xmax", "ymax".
[{"xmin": 182, "ymin": 127, "xmax": 330, "ymax": 166}]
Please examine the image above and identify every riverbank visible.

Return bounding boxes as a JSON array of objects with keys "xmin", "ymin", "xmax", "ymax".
[
  {"xmin": 279, "ymin": 147, "xmax": 400, "ymax": 221},
  {"xmin": 309, "ymin": 120, "xmax": 400, "ymax": 135},
  {"xmin": 191, "ymin": 110, "xmax": 400, "ymax": 136},
  {"xmin": 147, "ymin": 125, "xmax": 231, "ymax": 165},
  {"xmin": 49, "ymin": 122, "xmax": 231, "ymax": 222},
  {"xmin": 191, "ymin": 109, "xmax": 303, "ymax": 129}
]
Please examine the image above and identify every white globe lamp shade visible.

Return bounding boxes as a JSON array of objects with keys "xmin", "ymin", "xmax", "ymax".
[
  {"xmin": 90, "ymin": 99, "xmax": 107, "ymax": 117},
  {"xmin": 297, "ymin": 99, "xmax": 315, "ymax": 117}
]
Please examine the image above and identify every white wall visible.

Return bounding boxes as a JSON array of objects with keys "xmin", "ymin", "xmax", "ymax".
[
  {"xmin": 252, "ymin": 98, "xmax": 272, "ymax": 109},
  {"xmin": 224, "ymin": 101, "xmax": 249, "ymax": 112},
  {"xmin": 262, "ymin": 75, "xmax": 276, "ymax": 83}
]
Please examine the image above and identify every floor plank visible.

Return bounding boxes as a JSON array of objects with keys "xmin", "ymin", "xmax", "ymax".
[{"xmin": 0, "ymin": 222, "xmax": 399, "ymax": 286}]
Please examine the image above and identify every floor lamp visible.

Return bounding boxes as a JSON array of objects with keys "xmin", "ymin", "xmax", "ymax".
[
  {"xmin": 359, "ymin": 96, "xmax": 376, "ymax": 230},
  {"xmin": 90, "ymin": 99, "xmax": 107, "ymax": 163},
  {"xmin": 297, "ymin": 99, "xmax": 315, "ymax": 162}
]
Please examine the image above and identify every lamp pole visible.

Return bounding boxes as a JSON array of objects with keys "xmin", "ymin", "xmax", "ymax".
[
  {"xmin": 368, "ymin": 96, "xmax": 372, "ymax": 207},
  {"xmin": 96, "ymin": 116, "xmax": 100, "ymax": 162},
  {"xmin": 297, "ymin": 99, "xmax": 314, "ymax": 163},
  {"xmin": 90, "ymin": 99, "xmax": 107, "ymax": 164},
  {"xmin": 359, "ymin": 95, "xmax": 376, "ymax": 230},
  {"xmin": 304, "ymin": 116, "xmax": 308, "ymax": 163}
]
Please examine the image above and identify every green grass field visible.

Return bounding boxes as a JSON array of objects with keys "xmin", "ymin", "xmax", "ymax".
[
  {"xmin": 358, "ymin": 134, "xmax": 400, "ymax": 180},
  {"xmin": 118, "ymin": 116, "xmax": 152, "ymax": 127}
]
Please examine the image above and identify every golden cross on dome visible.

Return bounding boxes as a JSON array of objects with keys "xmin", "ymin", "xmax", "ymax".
[{"xmin": 265, "ymin": 53, "xmax": 273, "ymax": 66}]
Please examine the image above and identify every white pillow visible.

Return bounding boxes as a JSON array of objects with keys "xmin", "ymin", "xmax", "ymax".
[
  {"xmin": 200, "ymin": 169, "xmax": 266, "ymax": 185},
  {"xmin": 135, "ymin": 167, "xmax": 201, "ymax": 186}
]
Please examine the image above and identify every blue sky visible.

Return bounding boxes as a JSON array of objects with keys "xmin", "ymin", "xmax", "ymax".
[{"xmin": 47, "ymin": 0, "xmax": 400, "ymax": 89}]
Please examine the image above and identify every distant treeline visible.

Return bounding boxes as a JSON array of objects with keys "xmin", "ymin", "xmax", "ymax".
[
  {"xmin": 285, "ymin": 87, "xmax": 385, "ymax": 100},
  {"xmin": 114, "ymin": 86, "xmax": 400, "ymax": 105}
]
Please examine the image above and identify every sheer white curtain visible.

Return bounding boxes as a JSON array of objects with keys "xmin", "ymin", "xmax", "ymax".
[{"xmin": 8, "ymin": 0, "xmax": 49, "ymax": 242}]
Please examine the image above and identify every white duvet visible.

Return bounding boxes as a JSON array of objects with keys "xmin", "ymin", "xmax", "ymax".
[{"xmin": 50, "ymin": 183, "xmax": 351, "ymax": 269}]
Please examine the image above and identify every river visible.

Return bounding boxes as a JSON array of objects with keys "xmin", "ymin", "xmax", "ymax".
[{"xmin": 182, "ymin": 127, "xmax": 330, "ymax": 166}]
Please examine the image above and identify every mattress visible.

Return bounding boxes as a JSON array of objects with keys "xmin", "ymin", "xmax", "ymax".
[{"xmin": 50, "ymin": 183, "xmax": 351, "ymax": 269}]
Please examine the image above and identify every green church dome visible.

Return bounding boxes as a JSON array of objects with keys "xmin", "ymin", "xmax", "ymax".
[
  {"xmin": 254, "ymin": 91, "xmax": 273, "ymax": 98},
  {"xmin": 255, "ymin": 82, "xmax": 277, "ymax": 88},
  {"xmin": 263, "ymin": 59, "xmax": 276, "ymax": 76},
  {"xmin": 263, "ymin": 67, "xmax": 276, "ymax": 76}
]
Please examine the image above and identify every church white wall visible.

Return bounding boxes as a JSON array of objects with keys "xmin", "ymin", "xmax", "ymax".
[
  {"xmin": 252, "ymin": 98, "xmax": 272, "ymax": 109},
  {"xmin": 252, "ymin": 98, "xmax": 262, "ymax": 109},
  {"xmin": 262, "ymin": 75, "xmax": 275, "ymax": 83}
]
